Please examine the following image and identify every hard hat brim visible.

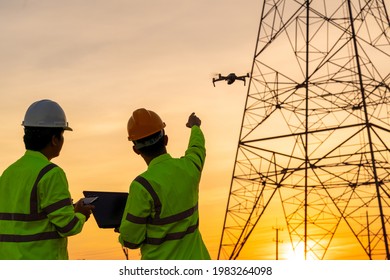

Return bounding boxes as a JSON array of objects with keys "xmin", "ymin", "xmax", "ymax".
[{"xmin": 21, "ymin": 122, "xmax": 73, "ymax": 131}]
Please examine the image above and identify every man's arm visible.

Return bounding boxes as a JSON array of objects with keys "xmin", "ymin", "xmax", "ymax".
[
  {"xmin": 39, "ymin": 168, "xmax": 92, "ymax": 237},
  {"xmin": 119, "ymin": 181, "xmax": 152, "ymax": 249},
  {"xmin": 185, "ymin": 113, "xmax": 206, "ymax": 171}
]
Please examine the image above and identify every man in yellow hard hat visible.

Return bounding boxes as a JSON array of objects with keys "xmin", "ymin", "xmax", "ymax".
[
  {"xmin": 0, "ymin": 99, "xmax": 94, "ymax": 260},
  {"xmin": 118, "ymin": 108, "xmax": 211, "ymax": 260}
]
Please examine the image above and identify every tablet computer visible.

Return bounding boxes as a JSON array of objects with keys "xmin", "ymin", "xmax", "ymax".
[{"xmin": 83, "ymin": 191, "xmax": 128, "ymax": 228}]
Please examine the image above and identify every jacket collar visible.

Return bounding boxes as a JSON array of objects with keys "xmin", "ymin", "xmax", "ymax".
[
  {"xmin": 24, "ymin": 150, "xmax": 50, "ymax": 162},
  {"xmin": 148, "ymin": 153, "xmax": 172, "ymax": 167}
]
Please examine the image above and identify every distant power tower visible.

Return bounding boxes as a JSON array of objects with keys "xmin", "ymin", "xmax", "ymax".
[{"xmin": 218, "ymin": 0, "xmax": 390, "ymax": 260}]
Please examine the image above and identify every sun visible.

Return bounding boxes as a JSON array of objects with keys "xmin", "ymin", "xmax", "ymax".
[
  {"xmin": 285, "ymin": 243, "xmax": 305, "ymax": 260},
  {"xmin": 285, "ymin": 243, "xmax": 316, "ymax": 260}
]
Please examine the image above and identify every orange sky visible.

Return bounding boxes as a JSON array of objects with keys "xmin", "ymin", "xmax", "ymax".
[{"xmin": 0, "ymin": 0, "xmax": 372, "ymax": 260}]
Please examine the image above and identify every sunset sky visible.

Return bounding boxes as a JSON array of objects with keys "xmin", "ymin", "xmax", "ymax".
[{"xmin": 0, "ymin": 0, "xmax": 371, "ymax": 260}]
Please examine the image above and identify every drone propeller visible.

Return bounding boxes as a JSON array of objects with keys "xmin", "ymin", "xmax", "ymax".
[{"xmin": 209, "ymin": 72, "xmax": 220, "ymax": 78}]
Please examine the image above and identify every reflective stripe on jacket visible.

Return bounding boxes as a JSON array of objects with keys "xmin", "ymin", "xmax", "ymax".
[
  {"xmin": 0, "ymin": 150, "xmax": 86, "ymax": 260},
  {"xmin": 119, "ymin": 125, "xmax": 210, "ymax": 260}
]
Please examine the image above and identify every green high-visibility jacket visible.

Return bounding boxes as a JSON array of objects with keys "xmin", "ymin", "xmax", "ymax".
[
  {"xmin": 0, "ymin": 150, "xmax": 86, "ymax": 260},
  {"xmin": 119, "ymin": 125, "xmax": 211, "ymax": 260}
]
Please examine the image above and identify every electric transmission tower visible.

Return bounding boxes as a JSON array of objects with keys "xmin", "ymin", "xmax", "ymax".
[{"xmin": 218, "ymin": 0, "xmax": 390, "ymax": 260}]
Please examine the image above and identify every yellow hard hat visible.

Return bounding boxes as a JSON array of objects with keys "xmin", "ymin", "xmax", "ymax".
[{"xmin": 127, "ymin": 108, "xmax": 166, "ymax": 141}]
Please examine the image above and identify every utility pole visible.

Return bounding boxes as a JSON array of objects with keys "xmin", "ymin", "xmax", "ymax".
[{"xmin": 273, "ymin": 226, "xmax": 283, "ymax": 260}]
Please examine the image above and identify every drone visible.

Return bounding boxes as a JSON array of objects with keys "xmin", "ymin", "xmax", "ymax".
[{"xmin": 212, "ymin": 73, "xmax": 250, "ymax": 87}]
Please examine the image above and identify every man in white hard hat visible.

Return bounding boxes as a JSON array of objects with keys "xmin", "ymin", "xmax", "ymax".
[{"xmin": 0, "ymin": 99, "xmax": 93, "ymax": 260}]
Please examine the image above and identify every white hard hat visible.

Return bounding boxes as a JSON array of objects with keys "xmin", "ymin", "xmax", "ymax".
[{"xmin": 22, "ymin": 99, "xmax": 72, "ymax": 131}]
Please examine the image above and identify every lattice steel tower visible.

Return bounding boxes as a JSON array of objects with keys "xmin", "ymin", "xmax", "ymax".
[{"xmin": 219, "ymin": 0, "xmax": 390, "ymax": 260}]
